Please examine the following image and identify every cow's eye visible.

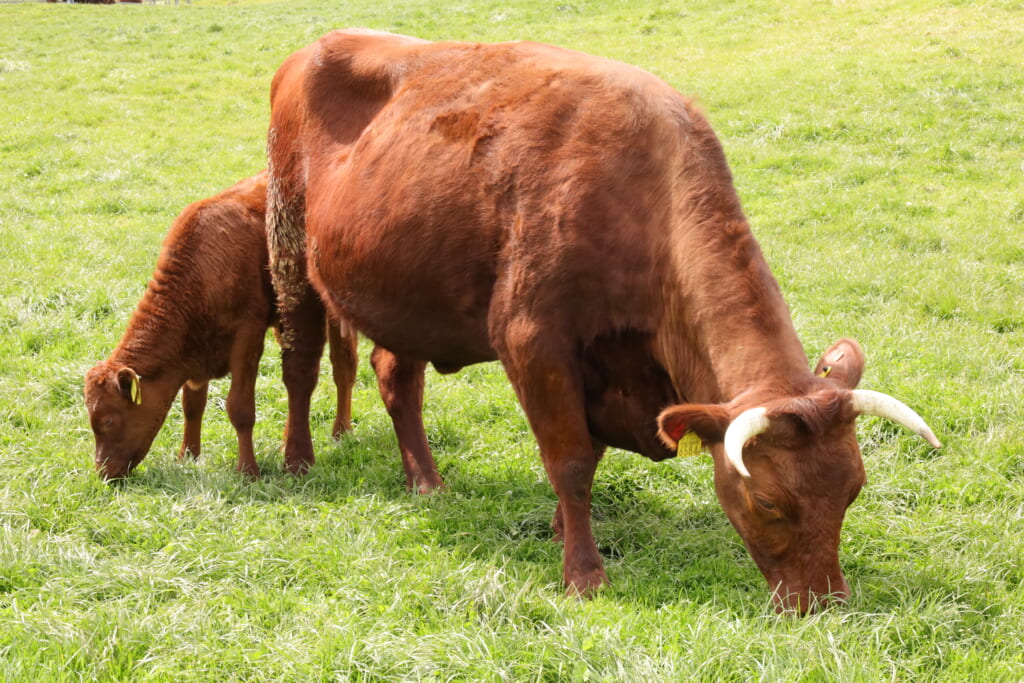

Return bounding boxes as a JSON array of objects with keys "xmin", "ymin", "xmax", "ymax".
[{"xmin": 754, "ymin": 496, "xmax": 776, "ymax": 511}]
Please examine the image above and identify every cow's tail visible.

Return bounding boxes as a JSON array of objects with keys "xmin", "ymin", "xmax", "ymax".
[{"xmin": 265, "ymin": 125, "xmax": 308, "ymax": 350}]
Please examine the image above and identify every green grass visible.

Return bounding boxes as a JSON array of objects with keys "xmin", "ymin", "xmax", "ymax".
[{"xmin": 2, "ymin": 0, "xmax": 1023, "ymax": 679}]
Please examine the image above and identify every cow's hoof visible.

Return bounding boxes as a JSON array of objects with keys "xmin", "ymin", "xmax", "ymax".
[
  {"xmin": 564, "ymin": 568, "xmax": 609, "ymax": 599},
  {"xmin": 236, "ymin": 463, "xmax": 261, "ymax": 480},
  {"xmin": 284, "ymin": 458, "xmax": 313, "ymax": 477},
  {"xmin": 551, "ymin": 506, "xmax": 565, "ymax": 543}
]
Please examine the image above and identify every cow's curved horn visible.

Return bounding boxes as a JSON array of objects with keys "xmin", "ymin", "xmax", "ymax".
[
  {"xmin": 851, "ymin": 389, "xmax": 942, "ymax": 448},
  {"xmin": 724, "ymin": 407, "xmax": 769, "ymax": 479}
]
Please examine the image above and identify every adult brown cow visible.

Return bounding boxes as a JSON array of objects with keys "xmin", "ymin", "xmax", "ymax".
[{"xmin": 266, "ymin": 30, "xmax": 940, "ymax": 612}]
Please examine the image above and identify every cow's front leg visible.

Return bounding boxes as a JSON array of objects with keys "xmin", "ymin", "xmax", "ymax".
[
  {"xmin": 370, "ymin": 345, "xmax": 443, "ymax": 494},
  {"xmin": 499, "ymin": 319, "xmax": 607, "ymax": 596},
  {"xmin": 551, "ymin": 440, "xmax": 605, "ymax": 543},
  {"xmin": 543, "ymin": 445, "xmax": 606, "ymax": 596},
  {"xmin": 279, "ymin": 285, "xmax": 326, "ymax": 476},
  {"xmin": 179, "ymin": 381, "xmax": 208, "ymax": 461}
]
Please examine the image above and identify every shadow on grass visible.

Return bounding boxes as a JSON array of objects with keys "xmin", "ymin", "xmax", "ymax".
[{"xmin": 113, "ymin": 421, "xmax": 764, "ymax": 611}]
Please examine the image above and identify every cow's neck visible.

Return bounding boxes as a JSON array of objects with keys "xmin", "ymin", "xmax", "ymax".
[
  {"xmin": 657, "ymin": 214, "xmax": 812, "ymax": 407},
  {"xmin": 111, "ymin": 277, "xmax": 192, "ymax": 386}
]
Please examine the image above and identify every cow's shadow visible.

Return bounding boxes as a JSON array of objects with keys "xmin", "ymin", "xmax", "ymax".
[{"xmin": 120, "ymin": 420, "xmax": 764, "ymax": 610}]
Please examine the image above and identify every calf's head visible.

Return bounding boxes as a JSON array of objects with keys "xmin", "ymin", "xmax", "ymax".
[
  {"xmin": 84, "ymin": 362, "xmax": 173, "ymax": 480},
  {"xmin": 657, "ymin": 339, "xmax": 941, "ymax": 614}
]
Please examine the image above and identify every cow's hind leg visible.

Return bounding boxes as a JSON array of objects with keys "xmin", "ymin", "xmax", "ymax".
[
  {"xmin": 179, "ymin": 381, "xmax": 208, "ymax": 460},
  {"xmin": 271, "ymin": 281, "xmax": 325, "ymax": 475},
  {"xmin": 498, "ymin": 319, "xmax": 607, "ymax": 596},
  {"xmin": 278, "ymin": 288, "xmax": 326, "ymax": 476},
  {"xmin": 327, "ymin": 319, "xmax": 359, "ymax": 439},
  {"xmin": 370, "ymin": 345, "xmax": 443, "ymax": 493},
  {"xmin": 227, "ymin": 326, "xmax": 267, "ymax": 479},
  {"xmin": 267, "ymin": 140, "xmax": 323, "ymax": 476}
]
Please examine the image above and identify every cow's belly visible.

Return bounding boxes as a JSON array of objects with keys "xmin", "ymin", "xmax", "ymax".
[{"xmin": 306, "ymin": 191, "xmax": 500, "ymax": 369}]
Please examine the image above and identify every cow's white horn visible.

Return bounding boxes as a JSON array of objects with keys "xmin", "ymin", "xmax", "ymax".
[
  {"xmin": 724, "ymin": 407, "xmax": 770, "ymax": 479},
  {"xmin": 851, "ymin": 389, "xmax": 942, "ymax": 449}
]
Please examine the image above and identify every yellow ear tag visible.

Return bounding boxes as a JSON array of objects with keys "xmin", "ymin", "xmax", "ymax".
[
  {"xmin": 817, "ymin": 365, "xmax": 832, "ymax": 378},
  {"xmin": 130, "ymin": 376, "xmax": 142, "ymax": 405},
  {"xmin": 676, "ymin": 431, "xmax": 704, "ymax": 458}
]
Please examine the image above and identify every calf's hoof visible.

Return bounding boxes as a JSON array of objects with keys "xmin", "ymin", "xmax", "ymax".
[
  {"xmin": 408, "ymin": 472, "xmax": 445, "ymax": 495},
  {"xmin": 177, "ymin": 446, "xmax": 200, "ymax": 461},
  {"xmin": 330, "ymin": 418, "xmax": 351, "ymax": 440},
  {"xmin": 412, "ymin": 480, "xmax": 445, "ymax": 495}
]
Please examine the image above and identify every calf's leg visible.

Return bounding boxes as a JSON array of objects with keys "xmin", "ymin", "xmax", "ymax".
[
  {"xmin": 327, "ymin": 319, "xmax": 359, "ymax": 439},
  {"xmin": 370, "ymin": 345, "xmax": 442, "ymax": 494},
  {"xmin": 179, "ymin": 381, "xmax": 208, "ymax": 460},
  {"xmin": 227, "ymin": 327, "xmax": 267, "ymax": 479}
]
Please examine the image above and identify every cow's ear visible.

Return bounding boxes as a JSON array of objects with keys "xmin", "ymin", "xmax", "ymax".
[
  {"xmin": 657, "ymin": 403, "xmax": 731, "ymax": 449},
  {"xmin": 115, "ymin": 367, "xmax": 142, "ymax": 405},
  {"xmin": 813, "ymin": 338, "xmax": 865, "ymax": 390}
]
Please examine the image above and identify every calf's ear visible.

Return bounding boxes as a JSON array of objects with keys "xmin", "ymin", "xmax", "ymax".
[
  {"xmin": 657, "ymin": 404, "xmax": 731, "ymax": 449},
  {"xmin": 813, "ymin": 338, "xmax": 865, "ymax": 390},
  {"xmin": 116, "ymin": 367, "xmax": 142, "ymax": 405}
]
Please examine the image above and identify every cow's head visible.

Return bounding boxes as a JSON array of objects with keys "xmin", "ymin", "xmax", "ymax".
[
  {"xmin": 84, "ymin": 362, "xmax": 173, "ymax": 480},
  {"xmin": 657, "ymin": 339, "xmax": 940, "ymax": 614}
]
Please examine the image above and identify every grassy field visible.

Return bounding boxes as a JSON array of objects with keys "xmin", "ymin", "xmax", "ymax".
[{"xmin": 1, "ymin": 0, "xmax": 1022, "ymax": 679}]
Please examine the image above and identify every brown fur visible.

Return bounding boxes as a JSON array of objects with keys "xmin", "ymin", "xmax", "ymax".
[
  {"xmin": 84, "ymin": 172, "xmax": 359, "ymax": 480},
  {"xmin": 266, "ymin": 31, "xmax": 896, "ymax": 611}
]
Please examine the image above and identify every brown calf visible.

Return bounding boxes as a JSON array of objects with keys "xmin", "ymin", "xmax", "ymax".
[{"xmin": 84, "ymin": 172, "xmax": 362, "ymax": 479}]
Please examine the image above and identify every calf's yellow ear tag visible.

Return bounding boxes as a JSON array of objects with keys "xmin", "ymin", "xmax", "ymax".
[
  {"xmin": 130, "ymin": 375, "xmax": 142, "ymax": 405},
  {"xmin": 677, "ymin": 431, "xmax": 704, "ymax": 458}
]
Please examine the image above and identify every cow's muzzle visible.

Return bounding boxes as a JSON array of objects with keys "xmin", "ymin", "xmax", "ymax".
[
  {"xmin": 772, "ymin": 575, "xmax": 851, "ymax": 615},
  {"xmin": 94, "ymin": 451, "xmax": 141, "ymax": 481}
]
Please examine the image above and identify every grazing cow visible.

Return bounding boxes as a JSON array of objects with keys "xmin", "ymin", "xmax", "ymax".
[
  {"xmin": 84, "ymin": 172, "xmax": 365, "ymax": 480},
  {"xmin": 265, "ymin": 30, "xmax": 940, "ymax": 612}
]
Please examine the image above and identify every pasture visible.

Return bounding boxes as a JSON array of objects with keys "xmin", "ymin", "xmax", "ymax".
[{"xmin": 1, "ymin": 0, "xmax": 1022, "ymax": 679}]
